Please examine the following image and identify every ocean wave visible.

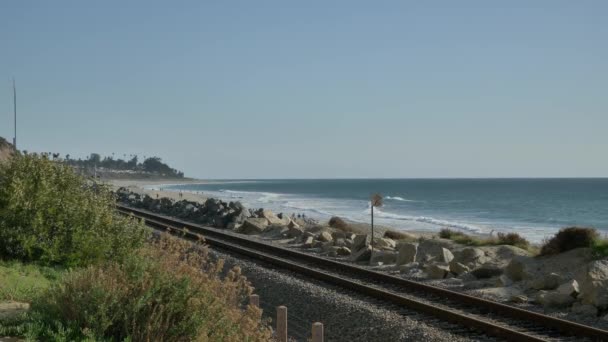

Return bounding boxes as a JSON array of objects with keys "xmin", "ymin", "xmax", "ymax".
[
  {"xmin": 282, "ymin": 201, "xmax": 334, "ymax": 216},
  {"xmin": 385, "ymin": 196, "xmax": 415, "ymax": 202},
  {"xmin": 368, "ymin": 207, "xmax": 484, "ymax": 234}
]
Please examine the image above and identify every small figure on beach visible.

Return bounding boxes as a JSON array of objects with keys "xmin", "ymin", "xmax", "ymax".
[{"xmin": 156, "ymin": 193, "xmax": 159, "ymax": 199}]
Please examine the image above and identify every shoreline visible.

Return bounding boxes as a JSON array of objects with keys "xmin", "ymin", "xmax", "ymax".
[
  {"xmin": 105, "ymin": 177, "xmax": 491, "ymax": 241},
  {"xmin": 106, "ymin": 177, "xmax": 211, "ymax": 206}
]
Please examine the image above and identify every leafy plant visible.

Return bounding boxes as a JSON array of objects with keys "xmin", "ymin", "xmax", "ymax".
[
  {"xmin": 0, "ymin": 154, "xmax": 148, "ymax": 266},
  {"xmin": 21, "ymin": 234, "xmax": 271, "ymax": 341},
  {"xmin": 540, "ymin": 227, "xmax": 600, "ymax": 256}
]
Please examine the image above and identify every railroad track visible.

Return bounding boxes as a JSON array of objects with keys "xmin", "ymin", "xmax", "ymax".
[{"xmin": 117, "ymin": 204, "xmax": 608, "ymax": 342}]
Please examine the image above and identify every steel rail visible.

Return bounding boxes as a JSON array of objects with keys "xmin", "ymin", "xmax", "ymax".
[{"xmin": 117, "ymin": 204, "xmax": 608, "ymax": 341}]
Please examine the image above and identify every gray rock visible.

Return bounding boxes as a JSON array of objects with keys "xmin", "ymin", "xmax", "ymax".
[
  {"xmin": 495, "ymin": 274, "xmax": 512, "ymax": 287},
  {"xmin": 571, "ymin": 303, "xmax": 598, "ymax": 316},
  {"xmin": 317, "ymin": 231, "xmax": 333, "ymax": 243},
  {"xmin": 453, "ymin": 247, "xmax": 485, "ymax": 266},
  {"xmin": 439, "ymin": 248, "xmax": 454, "ymax": 263},
  {"xmin": 510, "ymin": 295, "xmax": 528, "ymax": 304},
  {"xmin": 530, "ymin": 273, "xmax": 563, "ymax": 290},
  {"xmin": 352, "ymin": 234, "xmax": 371, "ymax": 252},
  {"xmin": 286, "ymin": 226, "xmax": 304, "ymax": 238},
  {"xmin": 417, "ymin": 238, "xmax": 455, "ymax": 263},
  {"xmin": 556, "ymin": 280, "xmax": 579, "ymax": 297},
  {"xmin": 505, "ymin": 256, "xmax": 532, "ymax": 281},
  {"xmin": 539, "ymin": 292, "xmax": 576, "ymax": 308},
  {"xmin": 396, "ymin": 243, "xmax": 417, "ymax": 265},
  {"xmin": 449, "ymin": 261, "xmax": 470, "ymax": 275},
  {"xmin": 336, "ymin": 247, "xmax": 351, "ymax": 256},
  {"xmin": 369, "ymin": 250, "xmax": 398, "ymax": 266},
  {"xmin": 577, "ymin": 260, "xmax": 608, "ymax": 308},
  {"xmin": 399, "ymin": 262, "xmax": 420, "ymax": 274},
  {"xmin": 237, "ymin": 218, "xmax": 268, "ymax": 235},
  {"xmin": 426, "ymin": 264, "xmax": 450, "ymax": 279},
  {"xmin": 373, "ymin": 237, "xmax": 397, "ymax": 250},
  {"xmin": 302, "ymin": 236, "xmax": 314, "ymax": 248},
  {"xmin": 471, "ymin": 264, "xmax": 503, "ymax": 279},
  {"xmin": 350, "ymin": 245, "xmax": 372, "ymax": 262}
]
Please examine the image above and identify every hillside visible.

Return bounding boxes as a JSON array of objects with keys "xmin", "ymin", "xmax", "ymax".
[{"xmin": 0, "ymin": 137, "xmax": 15, "ymax": 163}]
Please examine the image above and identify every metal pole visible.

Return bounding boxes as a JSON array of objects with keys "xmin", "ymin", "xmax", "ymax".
[
  {"xmin": 12, "ymin": 78, "xmax": 17, "ymax": 149},
  {"xmin": 371, "ymin": 204, "xmax": 374, "ymax": 255}
]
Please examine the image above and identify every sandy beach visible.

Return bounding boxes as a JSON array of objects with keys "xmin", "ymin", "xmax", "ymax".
[
  {"xmin": 107, "ymin": 177, "xmax": 455, "ymax": 240},
  {"xmin": 107, "ymin": 177, "xmax": 210, "ymax": 205}
]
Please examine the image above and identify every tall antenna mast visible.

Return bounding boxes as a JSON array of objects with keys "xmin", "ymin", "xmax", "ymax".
[{"xmin": 12, "ymin": 78, "xmax": 17, "ymax": 149}]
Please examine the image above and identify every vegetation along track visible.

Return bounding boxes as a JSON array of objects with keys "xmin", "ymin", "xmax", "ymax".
[{"xmin": 117, "ymin": 204, "xmax": 608, "ymax": 342}]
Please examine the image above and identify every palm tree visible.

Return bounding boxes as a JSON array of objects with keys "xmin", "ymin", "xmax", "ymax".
[{"xmin": 370, "ymin": 193, "xmax": 383, "ymax": 254}]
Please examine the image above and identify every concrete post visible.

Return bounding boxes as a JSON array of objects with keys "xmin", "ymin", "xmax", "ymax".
[
  {"xmin": 312, "ymin": 322, "xmax": 324, "ymax": 342},
  {"xmin": 249, "ymin": 294, "xmax": 259, "ymax": 307},
  {"xmin": 276, "ymin": 306, "xmax": 287, "ymax": 342}
]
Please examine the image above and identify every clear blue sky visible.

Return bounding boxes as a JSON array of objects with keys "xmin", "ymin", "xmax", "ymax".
[{"xmin": 1, "ymin": 1, "xmax": 606, "ymax": 178}]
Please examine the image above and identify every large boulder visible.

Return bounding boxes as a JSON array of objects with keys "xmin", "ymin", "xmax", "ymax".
[
  {"xmin": 530, "ymin": 273, "xmax": 563, "ymax": 290},
  {"xmin": 426, "ymin": 264, "xmax": 451, "ymax": 279},
  {"xmin": 336, "ymin": 247, "xmax": 351, "ymax": 256},
  {"xmin": 449, "ymin": 261, "xmax": 470, "ymax": 275},
  {"xmin": 237, "ymin": 218, "xmax": 268, "ymax": 235},
  {"xmin": 537, "ymin": 291, "xmax": 576, "ymax": 308},
  {"xmin": 471, "ymin": 264, "xmax": 503, "ymax": 279},
  {"xmin": 556, "ymin": 280, "xmax": 579, "ymax": 297},
  {"xmin": 396, "ymin": 243, "xmax": 418, "ymax": 265},
  {"xmin": 369, "ymin": 250, "xmax": 397, "ymax": 265},
  {"xmin": 317, "ymin": 231, "xmax": 333, "ymax": 243},
  {"xmin": 417, "ymin": 239, "xmax": 456, "ymax": 263},
  {"xmin": 302, "ymin": 236, "xmax": 314, "ymax": 248},
  {"xmin": 571, "ymin": 303, "xmax": 598, "ymax": 316},
  {"xmin": 577, "ymin": 260, "xmax": 608, "ymax": 308},
  {"xmin": 373, "ymin": 238, "xmax": 397, "ymax": 250},
  {"xmin": 505, "ymin": 256, "xmax": 533, "ymax": 281},
  {"xmin": 350, "ymin": 245, "xmax": 372, "ymax": 262},
  {"xmin": 286, "ymin": 226, "xmax": 304, "ymax": 238},
  {"xmin": 352, "ymin": 234, "xmax": 371, "ymax": 252},
  {"xmin": 259, "ymin": 209, "xmax": 289, "ymax": 226},
  {"xmin": 452, "ymin": 247, "xmax": 487, "ymax": 268}
]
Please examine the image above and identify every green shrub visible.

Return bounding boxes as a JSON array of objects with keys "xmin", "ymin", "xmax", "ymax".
[
  {"xmin": 23, "ymin": 234, "xmax": 271, "ymax": 341},
  {"xmin": 540, "ymin": 227, "xmax": 599, "ymax": 256},
  {"xmin": 0, "ymin": 154, "xmax": 148, "ymax": 266},
  {"xmin": 439, "ymin": 228, "xmax": 531, "ymax": 250},
  {"xmin": 383, "ymin": 230, "xmax": 415, "ymax": 241},
  {"xmin": 496, "ymin": 232, "xmax": 530, "ymax": 250}
]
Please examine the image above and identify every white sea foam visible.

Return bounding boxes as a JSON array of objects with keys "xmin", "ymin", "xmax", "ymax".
[
  {"xmin": 366, "ymin": 207, "xmax": 486, "ymax": 234},
  {"xmin": 385, "ymin": 196, "xmax": 415, "ymax": 202},
  {"xmin": 153, "ymin": 184, "xmax": 544, "ymax": 240}
]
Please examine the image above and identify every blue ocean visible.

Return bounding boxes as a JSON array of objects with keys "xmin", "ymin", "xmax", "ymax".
[{"xmin": 159, "ymin": 179, "xmax": 608, "ymax": 243}]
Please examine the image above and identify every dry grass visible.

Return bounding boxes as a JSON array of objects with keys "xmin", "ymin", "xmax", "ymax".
[
  {"xmin": 383, "ymin": 230, "xmax": 415, "ymax": 241},
  {"xmin": 29, "ymin": 233, "xmax": 272, "ymax": 341},
  {"xmin": 328, "ymin": 216, "xmax": 349, "ymax": 230},
  {"xmin": 540, "ymin": 227, "xmax": 599, "ymax": 256},
  {"xmin": 439, "ymin": 228, "xmax": 531, "ymax": 250}
]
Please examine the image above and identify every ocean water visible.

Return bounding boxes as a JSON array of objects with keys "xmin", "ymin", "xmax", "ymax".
[{"xmin": 156, "ymin": 179, "xmax": 608, "ymax": 243}]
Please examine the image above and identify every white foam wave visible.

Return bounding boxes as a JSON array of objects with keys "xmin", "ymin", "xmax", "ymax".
[
  {"xmin": 282, "ymin": 202, "xmax": 334, "ymax": 216},
  {"xmin": 385, "ymin": 196, "xmax": 415, "ymax": 202},
  {"xmin": 368, "ymin": 207, "xmax": 485, "ymax": 234}
]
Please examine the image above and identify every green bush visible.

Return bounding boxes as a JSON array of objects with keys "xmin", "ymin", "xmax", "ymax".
[
  {"xmin": 496, "ymin": 232, "xmax": 530, "ymax": 250},
  {"xmin": 20, "ymin": 234, "xmax": 271, "ymax": 341},
  {"xmin": 383, "ymin": 230, "xmax": 415, "ymax": 241},
  {"xmin": 0, "ymin": 154, "xmax": 148, "ymax": 266},
  {"xmin": 540, "ymin": 227, "xmax": 599, "ymax": 256},
  {"xmin": 439, "ymin": 228, "xmax": 531, "ymax": 250}
]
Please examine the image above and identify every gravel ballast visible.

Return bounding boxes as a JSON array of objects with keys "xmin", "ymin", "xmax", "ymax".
[{"xmin": 209, "ymin": 248, "xmax": 488, "ymax": 342}]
